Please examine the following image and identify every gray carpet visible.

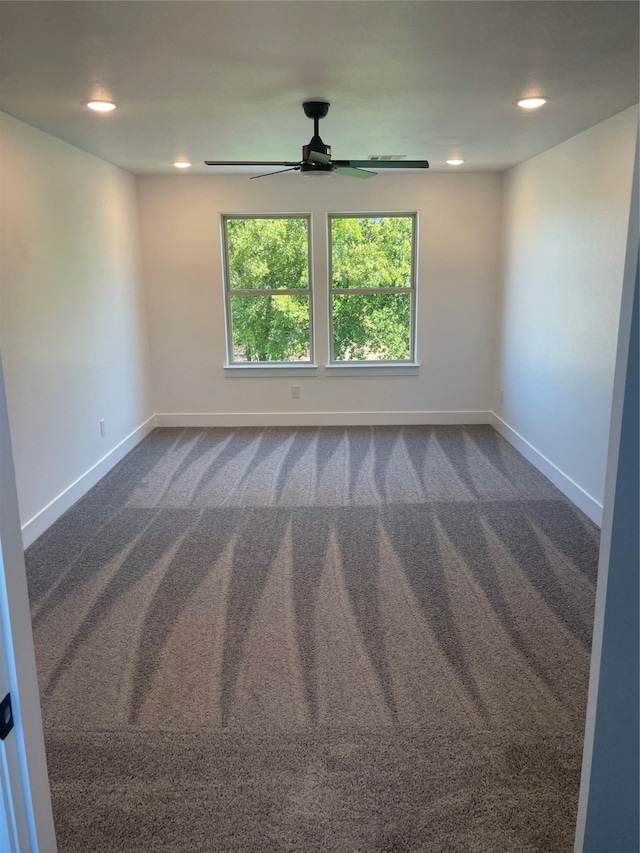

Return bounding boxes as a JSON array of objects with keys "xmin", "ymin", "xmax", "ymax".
[{"xmin": 25, "ymin": 425, "xmax": 599, "ymax": 852}]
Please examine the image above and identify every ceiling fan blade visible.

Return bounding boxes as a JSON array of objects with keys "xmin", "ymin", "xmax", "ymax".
[
  {"xmin": 204, "ymin": 160, "xmax": 301, "ymax": 167},
  {"xmin": 250, "ymin": 167, "xmax": 301, "ymax": 180},
  {"xmin": 307, "ymin": 150, "xmax": 331, "ymax": 164},
  {"xmin": 338, "ymin": 160, "xmax": 430, "ymax": 170},
  {"xmin": 334, "ymin": 165, "xmax": 376, "ymax": 179}
]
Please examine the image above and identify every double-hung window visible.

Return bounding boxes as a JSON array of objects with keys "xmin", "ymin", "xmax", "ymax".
[
  {"xmin": 222, "ymin": 215, "xmax": 313, "ymax": 364},
  {"xmin": 329, "ymin": 214, "xmax": 416, "ymax": 363}
]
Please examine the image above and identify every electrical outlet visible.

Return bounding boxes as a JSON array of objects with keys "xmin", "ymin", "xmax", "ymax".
[
  {"xmin": 291, "ymin": 385, "xmax": 301, "ymax": 399},
  {"xmin": 100, "ymin": 419, "xmax": 106, "ymax": 437}
]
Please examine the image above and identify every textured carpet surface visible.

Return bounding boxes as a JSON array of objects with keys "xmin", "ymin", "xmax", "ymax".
[{"xmin": 26, "ymin": 425, "xmax": 599, "ymax": 852}]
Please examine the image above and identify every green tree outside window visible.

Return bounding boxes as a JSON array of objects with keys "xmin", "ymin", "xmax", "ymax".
[
  {"xmin": 330, "ymin": 215, "xmax": 415, "ymax": 362},
  {"xmin": 222, "ymin": 213, "xmax": 416, "ymax": 364},
  {"xmin": 224, "ymin": 217, "xmax": 312, "ymax": 362}
]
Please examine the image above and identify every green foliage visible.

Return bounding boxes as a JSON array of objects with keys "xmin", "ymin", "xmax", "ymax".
[
  {"xmin": 332, "ymin": 292, "xmax": 411, "ymax": 361},
  {"xmin": 226, "ymin": 218, "xmax": 310, "ymax": 361},
  {"xmin": 331, "ymin": 216, "xmax": 413, "ymax": 290},
  {"xmin": 224, "ymin": 214, "xmax": 414, "ymax": 363},
  {"xmin": 331, "ymin": 217, "xmax": 413, "ymax": 361},
  {"xmin": 230, "ymin": 295, "xmax": 310, "ymax": 362},
  {"xmin": 227, "ymin": 218, "xmax": 308, "ymax": 290}
]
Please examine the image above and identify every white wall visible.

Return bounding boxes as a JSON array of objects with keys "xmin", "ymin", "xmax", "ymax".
[
  {"xmin": 138, "ymin": 172, "xmax": 502, "ymax": 424},
  {"xmin": 495, "ymin": 106, "xmax": 638, "ymax": 522},
  {"xmin": 0, "ymin": 113, "xmax": 154, "ymax": 544}
]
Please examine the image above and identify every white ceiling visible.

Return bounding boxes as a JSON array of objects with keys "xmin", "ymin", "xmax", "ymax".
[{"xmin": 0, "ymin": 1, "xmax": 637, "ymax": 175}]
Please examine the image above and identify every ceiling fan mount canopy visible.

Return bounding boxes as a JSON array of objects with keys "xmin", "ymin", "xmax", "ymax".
[
  {"xmin": 302, "ymin": 100, "xmax": 330, "ymax": 121},
  {"xmin": 204, "ymin": 101, "xmax": 430, "ymax": 179}
]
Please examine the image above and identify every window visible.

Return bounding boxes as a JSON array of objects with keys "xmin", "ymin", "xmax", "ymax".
[
  {"xmin": 222, "ymin": 215, "xmax": 313, "ymax": 364},
  {"xmin": 329, "ymin": 214, "xmax": 416, "ymax": 363},
  {"xmin": 221, "ymin": 212, "xmax": 418, "ymax": 368}
]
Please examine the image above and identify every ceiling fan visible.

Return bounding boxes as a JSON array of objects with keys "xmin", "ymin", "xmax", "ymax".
[{"xmin": 204, "ymin": 101, "xmax": 430, "ymax": 179}]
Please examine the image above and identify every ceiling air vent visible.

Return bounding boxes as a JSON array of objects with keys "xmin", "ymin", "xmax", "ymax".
[{"xmin": 368, "ymin": 155, "xmax": 407, "ymax": 161}]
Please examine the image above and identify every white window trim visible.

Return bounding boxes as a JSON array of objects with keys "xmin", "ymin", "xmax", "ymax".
[
  {"xmin": 220, "ymin": 213, "xmax": 315, "ymax": 366},
  {"xmin": 325, "ymin": 362, "xmax": 420, "ymax": 370},
  {"xmin": 327, "ymin": 212, "xmax": 418, "ymax": 366},
  {"xmin": 223, "ymin": 363, "xmax": 319, "ymax": 371}
]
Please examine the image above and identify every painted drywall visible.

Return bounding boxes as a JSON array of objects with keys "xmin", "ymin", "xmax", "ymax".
[
  {"xmin": 495, "ymin": 106, "xmax": 638, "ymax": 516},
  {"xmin": 0, "ymin": 112, "xmax": 153, "ymax": 539},
  {"xmin": 138, "ymin": 172, "xmax": 502, "ymax": 422}
]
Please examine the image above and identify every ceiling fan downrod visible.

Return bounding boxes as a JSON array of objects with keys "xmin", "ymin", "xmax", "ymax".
[{"xmin": 301, "ymin": 101, "xmax": 332, "ymax": 175}]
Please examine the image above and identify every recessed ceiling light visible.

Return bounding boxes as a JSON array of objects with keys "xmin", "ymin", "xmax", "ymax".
[
  {"xmin": 85, "ymin": 100, "xmax": 117, "ymax": 112},
  {"xmin": 517, "ymin": 97, "xmax": 547, "ymax": 110},
  {"xmin": 173, "ymin": 161, "xmax": 192, "ymax": 169},
  {"xmin": 446, "ymin": 159, "xmax": 464, "ymax": 166}
]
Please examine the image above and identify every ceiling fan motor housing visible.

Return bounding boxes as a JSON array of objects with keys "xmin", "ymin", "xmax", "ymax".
[
  {"xmin": 300, "ymin": 161, "xmax": 333, "ymax": 175},
  {"xmin": 302, "ymin": 142, "xmax": 332, "ymax": 175}
]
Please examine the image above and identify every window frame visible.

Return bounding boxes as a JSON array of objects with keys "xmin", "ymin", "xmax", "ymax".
[
  {"xmin": 220, "ymin": 213, "xmax": 315, "ymax": 367},
  {"xmin": 327, "ymin": 212, "xmax": 418, "ymax": 366}
]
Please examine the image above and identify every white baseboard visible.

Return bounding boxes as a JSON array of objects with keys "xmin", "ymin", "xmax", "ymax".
[
  {"xmin": 20, "ymin": 411, "xmax": 601, "ymax": 543},
  {"xmin": 491, "ymin": 413, "xmax": 603, "ymax": 526},
  {"xmin": 21, "ymin": 415, "xmax": 157, "ymax": 548},
  {"xmin": 155, "ymin": 410, "xmax": 492, "ymax": 428}
]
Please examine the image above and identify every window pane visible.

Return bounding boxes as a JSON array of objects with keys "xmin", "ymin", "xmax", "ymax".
[
  {"xmin": 332, "ymin": 293, "xmax": 412, "ymax": 361},
  {"xmin": 230, "ymin": 294, "xmax": 311, "ymax": 362},
  {"xmin": 226, "ymin": 218, "xmax": 309, "ymax": 290},
  {"xmin": 331, "ymin": 216, "xmax": 413, "ymax": 289}
]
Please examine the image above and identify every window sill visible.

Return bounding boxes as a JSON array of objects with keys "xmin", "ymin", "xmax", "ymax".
[
  {"xmin": 223, "ymin": 362, "xmax": 419, "ymax": 375},
  {"xmin": 326, "ymin": 362, "xmax": 420, "ymax": 371},
  {"xmin": 224, "ymin": 363, "xmax": 318, "ymax": 371}
]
